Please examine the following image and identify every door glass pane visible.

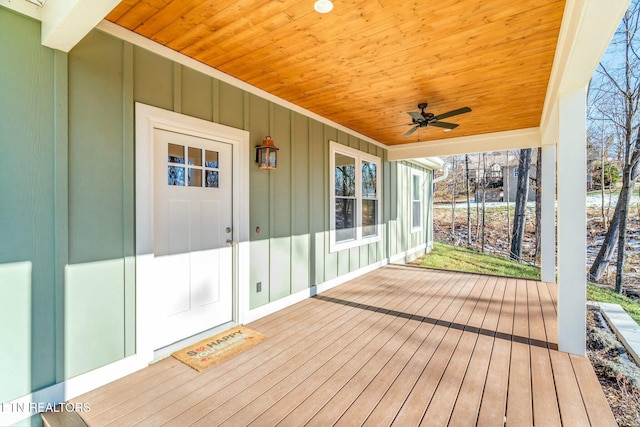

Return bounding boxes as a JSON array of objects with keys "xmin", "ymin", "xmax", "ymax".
[
  {"xmin": 206, "ymin": 170, "xmax": 219, "ymax": 188},
  {"xmin": 362, "ymin": 161, "xmax": 377, "ymax": 198},
  {"xmin": 362, "ymin": 199, "xmax": 377, "ymax": 237},
  {"xmin": 188, "ymin": 168, "xmax": 202, "ymax": 187},
  {"xmin": 205, "ymin": 150, "xmax": 219, "ymax": 168},
  {"xmin": 335, "ymin": 198, "xmax": 356, "ymax": 242},
  {"xmin": 168, "ymin": 144, "xmax": 185, "ymax": 164},
  {"xmin": 168, "ymin": 166, "xmax": 185, "ymax": 186},
  {"xmin": 188, "ymin": 147, "xmax": 202, "ymax": 166},
  {"xmin": 335, "ymin": 153, "xmax": 355, "ymax": 197}
]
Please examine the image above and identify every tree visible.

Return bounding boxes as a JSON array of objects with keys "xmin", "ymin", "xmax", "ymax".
[
  {"xmin": 451, "ymin": 156, "xmax": 456, "ymax": 237},
  {"xmin": 591, "ymin": 161, "xmax": 620, "ymax": 188},
  {"xmin": 481, "ymin": 153, "xmax": 487, "ymax": 252},
  {"xmin": 505, "ymin": 151, "xmax": 511, "ymax": 240},
  {"xmin": 510, "ymin": 148, "xmax": 532, "ymax": 261},
  {"xmin": 589, "ymin": 1, "xmax": 640, "ymax": 292},
  {"xmin": 465, "ymin": 154, "xmax": 472, "ymax": 245},
  {"xmin": 534, "ymin": 148, "xmax": 542, "ymax": 261}
]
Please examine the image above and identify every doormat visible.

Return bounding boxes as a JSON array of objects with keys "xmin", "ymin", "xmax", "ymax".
[{"xmin": 171, "ymin": 326, "xmax": 266, "ymax": 372}]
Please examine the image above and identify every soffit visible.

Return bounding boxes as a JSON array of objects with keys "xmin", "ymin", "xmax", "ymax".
[{"xmin": 106, "ymin": 0, "xmax": 565, "ymax": 146}]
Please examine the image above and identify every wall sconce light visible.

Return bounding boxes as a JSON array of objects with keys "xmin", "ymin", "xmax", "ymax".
[{"xmin": 256, "ymin": 136, "xmax": 279, "ymax": 170}]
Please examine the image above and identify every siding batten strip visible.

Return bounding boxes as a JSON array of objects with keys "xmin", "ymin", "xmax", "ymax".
[{"xmin": 54, "ymin": 49, "xmax": 69, "ymax": 383}]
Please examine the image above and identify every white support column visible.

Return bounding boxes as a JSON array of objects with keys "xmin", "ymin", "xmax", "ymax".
[
  {"xmin": 557, "ymin": 87, "xmax": 587, "ymax": 356},
  {"xmin": 540, "ymin": 143, "xmax": 556, "ymax": 283}
]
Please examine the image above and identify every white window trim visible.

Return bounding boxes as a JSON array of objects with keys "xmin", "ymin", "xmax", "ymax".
[
  {"xmin": 329, "ymin": 141, "xmax": 382, "ymax": 253},
  {"xmin": 411, "ymin": 170, "xmax": 422, "ymax": 232}
]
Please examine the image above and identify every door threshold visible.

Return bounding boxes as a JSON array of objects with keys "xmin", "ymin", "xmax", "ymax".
[{"xmin": 152, "ymin": 321, "xmax": 237, "ymax": 362}]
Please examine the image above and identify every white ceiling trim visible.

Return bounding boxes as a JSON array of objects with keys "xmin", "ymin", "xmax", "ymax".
[
  {"xmin": 387, "ymin": 128, "xmax": 541, "ymax": 161},
  {"xmin": 95, "ymin": 20, "xmax": 389, "ymax": 150},
  {"xmin": 40, "ymin": 0, "xmax": 119, "ymax": 52},
  {"xmin": 410, "ymin": 158, "xmax": 446, "ymax": 170}
]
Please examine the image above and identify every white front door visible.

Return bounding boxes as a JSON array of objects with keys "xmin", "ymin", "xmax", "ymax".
[{"xmin": 152, "ymin": 128, "xmax": 233, "ymax": 349}]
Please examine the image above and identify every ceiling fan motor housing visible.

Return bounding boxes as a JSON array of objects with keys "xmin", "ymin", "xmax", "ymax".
[{"xmin": 403, "ymin": 103, "xmax": 472, "ymax": 136}]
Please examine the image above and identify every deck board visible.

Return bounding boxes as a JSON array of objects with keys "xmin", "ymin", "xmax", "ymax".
[
  {"xmin": 506, "ymin": 280, "xmax": 533, "ymax": 427},
  {"xmin": 72, "ymin": 266, "xmax": 616, "ymax": 427},
  {"xmin": 159, "ymin": 268, "xmax": 428, "ymax": 426}
]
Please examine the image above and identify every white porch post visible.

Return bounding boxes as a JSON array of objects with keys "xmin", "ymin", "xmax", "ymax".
[
  {"xmin": 557, "ymin": 87, "xmax": 587, "ymax": 356},
  {"xmin": 540, "ymin": 143, "xmax": 556, "ymax": 283}
]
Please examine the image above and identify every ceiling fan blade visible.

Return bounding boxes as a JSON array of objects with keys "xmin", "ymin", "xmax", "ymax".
[
  {"xmin": 377, "ymin": 123, "xmax": 414, "ymax": 130},
  {"xmin": 430, "ymin": 121, "xmax": 459, "ymax": 130},
  {"xmin": 404, "ymin": 126, "xmax": 420, "ymax": 136},
  {"xmin": 434, "ymin": 107, "xmax": 471, "ymax": 121},
  {"xmin": 407, "ymin": 111, "xmax": 424, "ymax": 122}
]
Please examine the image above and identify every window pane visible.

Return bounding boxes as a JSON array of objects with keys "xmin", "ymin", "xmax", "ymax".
[
  {"xmin": 335, "ymin": 198, "xmax": 356, "ymax": 242},
  {"xmin": 412, "ymin": 175, "xmax": 420, "ymax": 200},
  {"xmin": 206, "ymin": 170, "xmax": 219, "ymax": 188},
  {"xmin": 362, "ymin": 161, "xmax": 377, "ymax": 198},
  {"xmin": 413, "ymin": 201, "xmax": 421, "ymax": 228},
  {"xmin": 168, "ymin": 144, "xmax": 185, "ymax": 164},
  {"xmin": 205, "ymin": 150, "xmax": 219, "ymax": 168},
  {"xmin": 362, "ymin": 199, "xmax": 377, "ymax": 237},
  {"xmin": 168, "ymin": 166, "xmax": 185, "ymax": 186},
  {"xmin": 188, "ymin": 168, "xmax": 202, "ymax": 187},
  {"xmin": 188, "ymin": 147, "xmax": 202, "ymax": 166},
  {"xmin": 335, "ymin": 153, "xmax": 355, "ymax": 197}
]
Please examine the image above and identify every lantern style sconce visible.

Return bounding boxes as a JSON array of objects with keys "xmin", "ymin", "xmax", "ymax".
[{"xmin": 256, "ymin": 136, "xmax": 279, "ymax": 170}]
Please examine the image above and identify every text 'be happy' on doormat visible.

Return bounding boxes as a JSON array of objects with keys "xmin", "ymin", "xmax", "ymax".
[{"xmin": 172, "ymin": 326, "xmax": 266, "ymax": 372}]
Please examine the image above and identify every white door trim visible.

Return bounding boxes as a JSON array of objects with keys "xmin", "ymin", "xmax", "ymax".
[{"xmin": 135, "ymin": 103, "xmax": 250, "ymax": 364}]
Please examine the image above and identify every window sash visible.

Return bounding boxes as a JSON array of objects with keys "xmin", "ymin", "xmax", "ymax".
[
  {"xmin": 330, "ymin": 142, "xmax": 381, "ymax": 252},
  {"xmin": 411, "ymin": 173, "xmax": 422, "ymax": 230}
]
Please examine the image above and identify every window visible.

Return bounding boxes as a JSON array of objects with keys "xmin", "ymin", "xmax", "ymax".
[
  {"xmin": 167, "ymin": 143, "xmax": 219, "ymax": 188},
  {"xmin": 330, "ymin": 142, "xmax": 381, "ymax": 252},
  {"xmin": 513, "ymin": 167, "xmax": 519, "ymax": 178},
  {"xmin": 411, "ymin": 172, "xmax": 422, "ymax": 231}
]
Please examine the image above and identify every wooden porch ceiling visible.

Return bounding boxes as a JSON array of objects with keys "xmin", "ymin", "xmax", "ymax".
[
  {"xmin": 106, "ymin": 0, "xmax": 565, "ymax": 146},
  {"xmin": 73, "ymin": 266, "xmax": 615, "ymax": 426}
]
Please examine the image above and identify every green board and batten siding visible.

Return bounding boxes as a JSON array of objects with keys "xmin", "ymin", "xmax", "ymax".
[
  {"xmin": 0, "ymin": 9, "xmax": 58, "ymax": 405},
  {"xmin": 0, "ymin": 7, "xmax": 433, "ymax": 406}
]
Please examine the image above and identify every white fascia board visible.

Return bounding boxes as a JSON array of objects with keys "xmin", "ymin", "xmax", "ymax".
[
  {"xmin": 95, "ymin": 20, "xmax": 389, "ymax": 151},
  {"xmin": 410, "ymin": 157, "xmax": 445, "ymax": 170},
  {"xmin": 387, "ymin": 127, "xmax": 541, "ymax": 161},
  {"xmin": 40, "ymin": 0, "xmax": 121, "ymax": 52},
  {"xmin": 0, "ymin": 0, "xmax": 42, "ymax": 20},
  {"xmin": 540, "ymin": 0, "xmax": 630, "ymax": 137}
]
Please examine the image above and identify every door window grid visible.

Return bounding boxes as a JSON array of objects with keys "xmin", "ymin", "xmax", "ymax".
[{"xmin": 168, "ymin": 143, "xmax": 219, "ymax": 188}]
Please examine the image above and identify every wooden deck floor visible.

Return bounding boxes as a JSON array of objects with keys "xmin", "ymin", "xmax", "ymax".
[{"xmin": 72, "ymin": 265, "xmax": 616, "ymax": 427}]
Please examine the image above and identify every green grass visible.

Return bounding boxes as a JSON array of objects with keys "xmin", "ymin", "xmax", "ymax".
[
  {"xmin": 414, "ymin": 242, "xmax": 541, "ymax": 280},
  {"xmin": 588, "ymin": 283, "xmax": 640, "ymax": 325}
]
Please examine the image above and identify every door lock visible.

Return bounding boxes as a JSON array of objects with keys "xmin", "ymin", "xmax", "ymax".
[{"xmin": 226, "ymin": 227, "xmax": 232, "ymax": 233}]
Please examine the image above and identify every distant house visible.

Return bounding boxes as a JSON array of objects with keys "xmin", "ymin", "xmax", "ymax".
[
  {"xmin": 501, "ymin": 157, "xmax": 538, "ymax": 202},
  {"xmin": 466, "ymin": 152, "xmax": 537, "ymax": 203}
]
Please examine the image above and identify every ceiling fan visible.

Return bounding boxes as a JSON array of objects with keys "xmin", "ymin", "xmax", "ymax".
[{"xmin": 404, "ymin": 103, "xmax": 472, "ymax": 136}]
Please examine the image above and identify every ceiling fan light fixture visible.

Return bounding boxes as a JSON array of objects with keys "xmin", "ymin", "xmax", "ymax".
[{"xmin": 314, "ymin": 0, "xmax": 334, "ymax": 13}]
